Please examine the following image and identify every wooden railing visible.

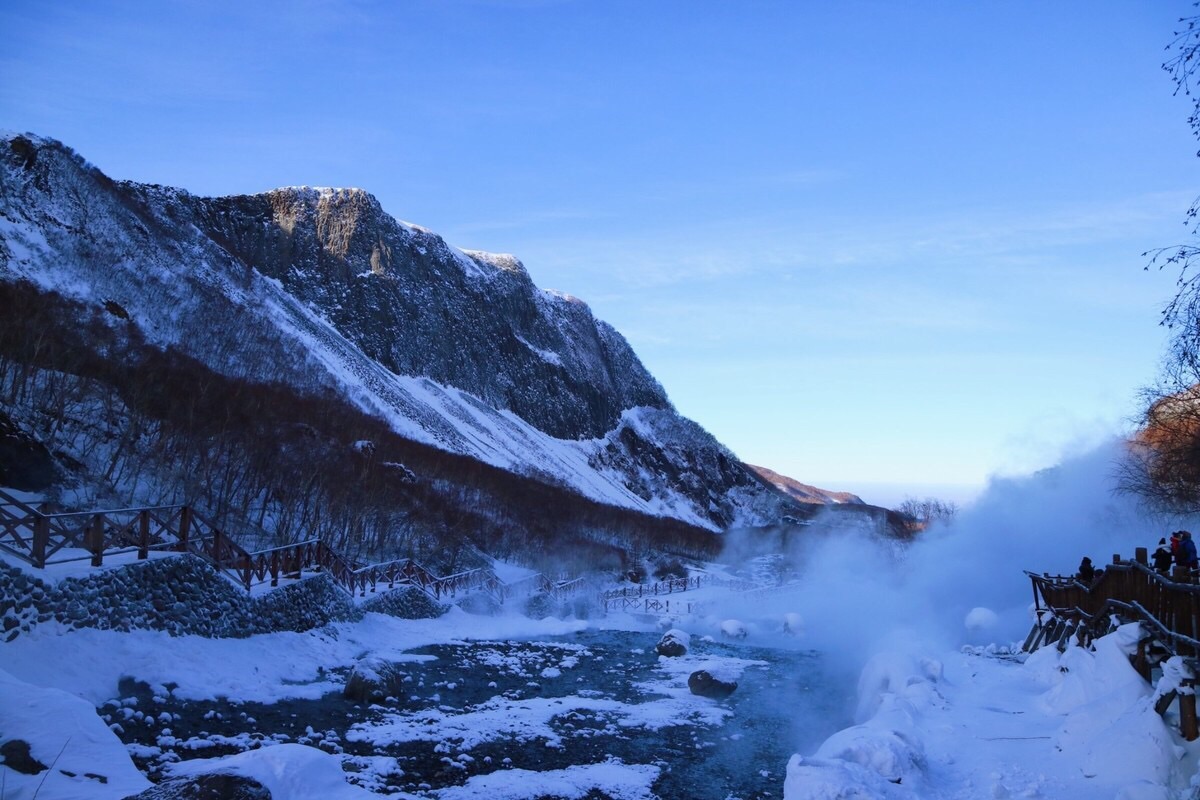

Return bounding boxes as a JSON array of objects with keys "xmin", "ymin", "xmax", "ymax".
[
  {"xmin": 604, "ymin": 595, "xmax": 698, "ymax": 615},
  {"xmin": 1026, "ymin": 552, "xmax": 1200, "ymax": 741},
  {"xmin": 0, "ymin": 490, "xmax": 193, "ymax": 568},
  {"xmin": 542, "ymin": 575, "xmax": 590, "ymax": 602},
  {"xmin": 1025, "ymin": 555, "xmax": 1200, "ymax": 658},
  {"xmin": 597, "ymin": 574, "xmax": 765, "ymax": 614},
  {"xmin": 0, "ymin": 489, "xmax": 573, "ymax": 605},
  {"xmin": 600, "ymin": 575, "xmax": 712, "ymax": 600}
]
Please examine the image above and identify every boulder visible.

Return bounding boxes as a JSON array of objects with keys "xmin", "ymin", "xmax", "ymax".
[
  {"xmin": 656, "ymin": 628, "xmax": 690, "ymax": 657},
  {"xmin": 343, "ymin": 657, "xmax": 406, "ymax": 704},
  {"xmin": 688, "ymin": 669, "xmax": 738, "ymax": 698},
  {"xmin": 720, "ymin": 619, "xmax": 747, "ymax": 639},
  {"xmin": 125, "ymin": 773, "xmax": 271, "ymax": 799}
]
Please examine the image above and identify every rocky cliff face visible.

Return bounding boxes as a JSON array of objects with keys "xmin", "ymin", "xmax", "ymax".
[
  {"xmin": 178, "ymin": 186, "xmax": 670, "ymax": 440},
  {"xmin": 0, "ymin": 133, "xmax": 795, "ymax": 531}
]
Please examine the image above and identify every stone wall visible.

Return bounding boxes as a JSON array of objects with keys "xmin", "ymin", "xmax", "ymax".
[{"xmin": 0, "ymin": 554, "xmax": 446, "ymax": 642}]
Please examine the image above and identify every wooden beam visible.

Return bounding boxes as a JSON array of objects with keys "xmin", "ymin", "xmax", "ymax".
[
  {"xmin": 87, "ymin": 514, "xmax": 104, "ymax": 567},
  {"xmin": 1134, "ymin": 639, "xmax": 1153, "ymax": 683},
  {"xmin": 138, "ymin": 510, "xmax": 149, "ymax": 560},
  {"xmin": 31, "ymin": 515, "xmax": 48, "ymax": 568},
  {"xmin": 1182, "ymin": 682, "xmax": 1198, "ymax": 742},
  {"xmin": 1156, "ymin": 689, "xmax": 1178, "ymax": 716}
]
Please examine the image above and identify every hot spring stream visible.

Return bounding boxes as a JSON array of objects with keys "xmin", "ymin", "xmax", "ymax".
[{"xmin": 109, "ymin": 629, "xmax": 855, "ymax": 798}]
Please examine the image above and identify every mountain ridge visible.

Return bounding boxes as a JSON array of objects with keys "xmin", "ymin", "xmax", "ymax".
[{"xmin": 0, "ymin": 133, "xmax": 856, "ymax": 556}]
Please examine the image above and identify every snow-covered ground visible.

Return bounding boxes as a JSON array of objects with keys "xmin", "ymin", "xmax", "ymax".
[
  {"xmin": 785, "ymin": 625, "xmax": 1195, "ymax": 799},
  {"xmin": 2, "ymin": 593, "xmax": 1196, "ymax": 799},
  {"xmin": 4, "ymin": 440, "xmax": 1200, "ymax": 799}
]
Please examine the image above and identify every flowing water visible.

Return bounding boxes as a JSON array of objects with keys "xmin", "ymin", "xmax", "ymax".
[{"xmin": 110, "ymin": 629, "xmax": 854, "ymax": 798}]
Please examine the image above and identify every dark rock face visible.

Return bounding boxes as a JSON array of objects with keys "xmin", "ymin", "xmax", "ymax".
[
  {"xmin": 124, "ymin": 772, "xmax": 271, "ymax": 800},
  {"xmin": 0, "ymin": 555, "xmax": 493, "ymax": 641},
  {"xmin": 133, "ymin": 185, "xmax": 667, "ymax": 442},
  {"xmin": 688, "ymin": 669, "xmax": 738, "ymax": 698}
]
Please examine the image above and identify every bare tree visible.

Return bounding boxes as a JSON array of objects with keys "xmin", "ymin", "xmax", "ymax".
[
  {"xmin": 893, "ymin": 496, "xmax": 958, "ymax": 531},
  {"xmin": 1129, "ymin": 7, "xmax": 1200, "ymax": 512}
]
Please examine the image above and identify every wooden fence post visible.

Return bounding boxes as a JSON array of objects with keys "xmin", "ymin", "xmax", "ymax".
[
  {"xmin": 138, "ymin": 510, "xmax": 150, "ymax": 560},
  {"xmin": 1134, "ymin": 639, "xmax": 1153, "ymax": 683},
  {"xmin": 31, "ymin": 515, "xmax": 49, "ymax": 568},
  {"xmin": 1182, "ymin": 682, "xmax": 1199, "ymax": 742},
  {"xmin": 1134, "ymin": 547, "xmax": 1148, "ymax": 566},
  {"xmin": 88, "ymin": 513, "xmax": 104, "ymax": 567},
  {"xmin": 178, "ymin": 506, "xmax": 191, "ymax": 552}
]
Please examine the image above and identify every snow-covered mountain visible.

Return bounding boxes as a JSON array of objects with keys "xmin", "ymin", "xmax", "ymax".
[
  {"xmin": 0, "ymin": 133, "xmax": 801, "ymax": 534},
  {"xmin": 746, "ymin": 464, "xmax": 863, "ymax": 506}
]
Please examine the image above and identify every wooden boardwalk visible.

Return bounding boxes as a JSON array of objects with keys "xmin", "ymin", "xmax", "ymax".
[
  {"xmin": 0, "ymin": 489, "xmax": 582, "ymax": 604},
  {"xmin": 1025, "ymin": 550, "xmax": 1200, "ymax": 740},
  {"xmin": 1025, "ymin": 552, "xmax": 1200, "ymax": 658}
]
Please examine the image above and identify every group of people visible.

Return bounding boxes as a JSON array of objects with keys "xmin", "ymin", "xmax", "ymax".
[
  {"xmin": 1152, "ymin": 530, "xmax": 1199, "ymax": 575},
  {"xmin": 1076, "ymin": 531, "xmax": 1197, "ymax": 584}
]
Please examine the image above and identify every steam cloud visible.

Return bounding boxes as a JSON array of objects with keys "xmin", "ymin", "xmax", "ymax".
[{"xmin": 713, "ymin": 438, "xmax": 1191, "ymax": 668}]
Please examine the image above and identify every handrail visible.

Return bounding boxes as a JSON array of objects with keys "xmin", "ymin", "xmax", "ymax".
[
  {"xmin": 0, "ymin": 490, "xmax": 581, "ymax": 607},
  {"xmin": 246, "ymin": 538, "xmax": 322, "ymax": 558},
  {"xmin": 1026, "ymin": 557, "xmax": 1200, "ymax": 660},
  {"xmin": 600, "ymin": 574, "xmax": 711, "ymax": 600},
  {"xmin": 36, "ymin": 503, "xmax": 185, "ymax": 519}
]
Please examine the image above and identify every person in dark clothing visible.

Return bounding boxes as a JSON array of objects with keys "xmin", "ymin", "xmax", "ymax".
[
  {"xmin": 1154, "ymin": 537, "xmax": 1175, "ymax": 574},
  {"xmin": 1182, "ymin": 531, "xmax": 1199, "ymax": 571},
  {"xmin": 1173, "ymin": 531, "xmax": 1185, "ymax": 564},
  {"xmin": 1077, "ymin": 556, "xmax": 1095, "ymax": 583}
]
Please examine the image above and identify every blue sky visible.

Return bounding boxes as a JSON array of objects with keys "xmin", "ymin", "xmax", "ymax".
[{"xmin": 2, "ymin": 1, "xmax": 1196, "ymax": 506}]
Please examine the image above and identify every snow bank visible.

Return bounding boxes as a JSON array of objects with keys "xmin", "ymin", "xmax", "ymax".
[
  {"xmin": 0, "ymin": 666, "xmax": 151, "ymax": 800},
  {"xmin": 786, "ymin": 624, "xmax": 1189, "ymax": 799}
]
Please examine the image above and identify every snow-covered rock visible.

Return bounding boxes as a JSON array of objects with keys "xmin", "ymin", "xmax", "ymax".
[
  {"xmin": 162, "ymin": 743, "xmax": 376, "ymax": 799},
  {"xmin": 720, "ymin": 619, "xmax": 747, "ymax": 639},
  {"xmin": 656, "ymin": 628, "xmax": 690, "ymax": 657}
]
